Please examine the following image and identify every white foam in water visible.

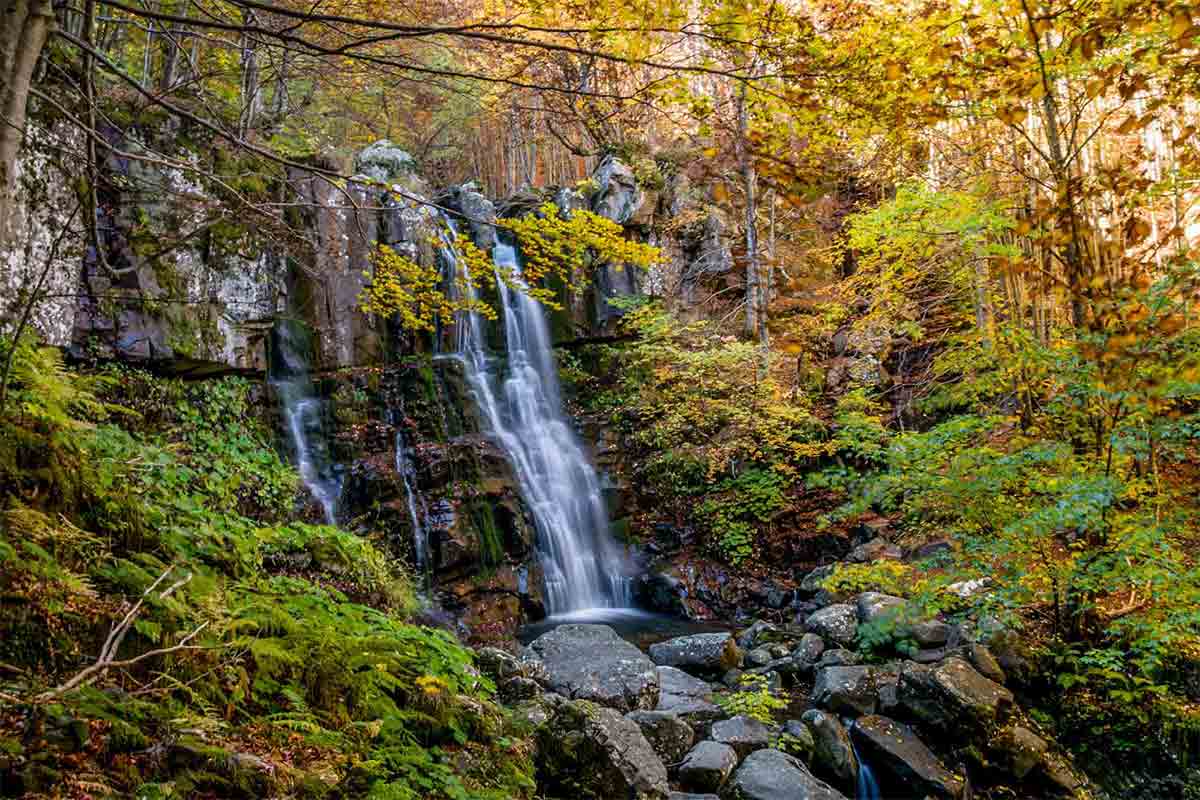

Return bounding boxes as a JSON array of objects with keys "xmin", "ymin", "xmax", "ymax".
[
  {"xmin": 271, "ymin": 322, "xmax": 341, "ymax": 526},
  {"xmin": 394, "ymin": 428, "xmax": 429, "ymax": 577},
  {"xmin": 450, "ymin": 235, "xmax": 633, "ymax": 614}
]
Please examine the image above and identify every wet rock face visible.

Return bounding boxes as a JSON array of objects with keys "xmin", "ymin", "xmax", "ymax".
[
  {"xmin": 529, "ymin": 624, "xmax": 660, "ymax": 712},
  {"xmin": 536, "ymin": 697, "xmax": 670, "ymax": 800},
  {"xmin": 654, "ymin": 667, "xmax": 723, "ymax": 736},
  {"xmin": 851, "ymin": 715, "xmax": 964, "ymax": 799},
  {"xmin": 728, "ymin": 749, "xmax": 849, "ymax": 800},
  {"xmin": 812, "ymin": 665, "xmax": 881, "ymax": 717}
]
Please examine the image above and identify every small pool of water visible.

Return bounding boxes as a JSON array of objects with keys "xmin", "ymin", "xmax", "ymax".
[{"xmin": 517, "ymin": 607, "xmax": 729, "ymax": 650}]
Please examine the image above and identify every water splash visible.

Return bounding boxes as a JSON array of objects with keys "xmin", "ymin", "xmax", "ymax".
[
  {"xmin": 269, "ymin": 320, "xmax": 342, "ymax": 525},
  {"xmin": 450, "ymin": 234, "xmax": 633, "ymax": 614}
]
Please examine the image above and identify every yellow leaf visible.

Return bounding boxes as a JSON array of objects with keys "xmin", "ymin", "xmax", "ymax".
[
  {"xmin": 885, "ymin": 62, "xmax": 902, "ymax": 81},
  {"xmin": 1171, "ymin": 11, "xmax": 1192, "ymax": 39}
]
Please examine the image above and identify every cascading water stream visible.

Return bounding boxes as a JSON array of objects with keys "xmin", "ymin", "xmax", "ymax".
[
  {"xmin": 449, "ymin": 233, "xmax": 633, "ymax": 615},
  {"xmin": 269, "ymin": 320, "xmax": 342, "ymax": 526},
  {"xmin": 393, "ymin": 423, "xmax": 430, "ymax": 579},
  {"xmin": 853, "ymin": 741, "xmax": 882, "ymax": 800}
]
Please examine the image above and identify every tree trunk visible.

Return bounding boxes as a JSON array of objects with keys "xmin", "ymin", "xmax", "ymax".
[
  {"xmin": 0, "ymin": 0, "xmax": 54, "ymax": 246},
  {"xmin": 734, "ymin": 80, "xmax": 761, "ymax": 343}
]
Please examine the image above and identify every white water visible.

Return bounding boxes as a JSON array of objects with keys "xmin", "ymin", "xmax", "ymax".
[
  {"xmin": 270, "ymin": 322, "xmax": 342, "ymax": 526},
  {"xmin": 452, "ymin": 237, "xmax": 633, "ymax": 614},
  {"xmin": 394, "ymin": 427, "xmax": 430, "ymax": 576}
]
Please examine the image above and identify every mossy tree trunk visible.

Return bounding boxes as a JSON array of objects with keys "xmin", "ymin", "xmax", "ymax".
[{"xmin": 0, "ymin": 0, "xmax": 53, "ymax": 246}]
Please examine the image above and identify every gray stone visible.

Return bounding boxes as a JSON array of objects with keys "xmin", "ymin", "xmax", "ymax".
[
  {"xmin": 356, "ymin": 139, "xmax": 416, "ymax": 181},
  {"xmin": 812, "ymin": 666, "xmax": 880, "ymax": 717},
  {"xmin": 780, "ymin": 719, "xmax": 816, "ymax": 762},
  {"xmin": 736, "ymin": 620, "xmax": 779, "ymax": 650},
  {"xmin": 899, "ymin": 658, "xmax": 1014, "ymax": 733},
  {"xmin": 854, "ymin": 592, "xmax": 908, "ymax": 626},
  {"xmin": 792, "ymin": 633, "xmax": 825, "ymax": 666},
  {"xmin": 655, "ymin": 666, "xmax": 724, "ymax": 735},
  {"xmin": 911, "ymin": 619, "xmax": 954, "ymax": 648},
  {"xmin": 852, "ymin": 715, "xmax": 963, "ymax": 799},
  {"xmin": 801, "ymin": 709, "xmax": 857, "ymax": 793},
  {"xmin": 649, "ymin": 632, "xmax": 741, "ymax": 676},
  {"xmin": 799, "ymin": 565, "xmax": 837, "ymax": 596},
  {"xmin": 818, "ymin": 648, "xmax": 862, "ymax": 667},
  {"xmin": 745, "ymin": 648, "xmax": 774, "ymax": 668},
  {"xmin": 805, "ymin": 604, "xmax": 858, "ymax": 647},
  {"xmin": 536, "ymin": 699, "xmax": 669, "ymax": 800},
  {"xmin": 768, "ymin": 644, "xmax": 791, "ymax": 659},
  {"xmin": 677, "ymin": 741, "xmax": 738, "ymax": 793},
  {"xmin": 626, "ymin": 710, "xmax": 695, "ymax": 766},
  {"xmin": 722, "ymin": 668, "xmax": 746, "ymax": 689},
  {"xmin": 990, "ymin": 724, "xmax": 1049, "ymax": 779},
  {"xmin": 728, "ymin": 749, "xmax": 849, "ymax": 800},
  {"xmin": 529, "ymin": 624, "xmax": 659, "ymax": 712},
  {"xmin": 669, "ymin": 794, "xmax": 719, "ymax": 800},
  {"xmin": 967, "ymin": 643, "xmax": 1008, "ymax": 685},
  {"xmin": 847, "ymin": 538, "xmax": 903, "ymax": 563},
  {"xmin": 710, "ymin": 715, "xmax": 775, "ymax": 760}
]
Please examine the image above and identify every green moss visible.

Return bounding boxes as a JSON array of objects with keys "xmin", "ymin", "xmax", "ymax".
[{"xmin": 469, "ymin": 500, "xmax": 504, "ymax": 569}]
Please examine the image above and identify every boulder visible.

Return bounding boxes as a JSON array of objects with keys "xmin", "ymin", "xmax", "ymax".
[
  {"xmin": 798, "ymin": 565, "xmax": 837, "ymax": 596},
  {"xmin": 648, "ymin": 632, "xmax": 741, "ymax": 676},
  {"xmin": 812, "ymin": 666, "xmax": 880, "ymax": 716},
  {"xmin": 736, "ymin": 620, "xmax": 779, "ymax": 650},
  {"xmin": 801, "ymin": 709, "xmax": 857, "ymax": 792},
  {"xmin": 899, "ymin": 658, "xmax": 1013, "ymax": 733},
  {"xmin": 626, "ymin": 711, "xmax": 695, "ymax": 766},
  {"xmin": 990, "ymin": 724, "xmax": 1049, "ymax": 779},
  {"xmin": 792, "ymin": 633, "xmax": 825, "ymax": 666},
  {"xmin": 804, "ymin": 604, "xmax": 858, "ymax": 648},
  {"xmin": 780, "ymin": 719, "xmax": 816, "ymax": 762},
  {"xmin": 727, "ymin": 749, "xmax": 849, "ymax": 800},
  {"xmin": 536, "ymin": 698, "xmax": 669, "ymax": 800},
  {"xmin": 677, "ymin": 741, "xmax": 738, "ymax": 793},
  {"xmin": 655, "ymin": 667, "xmax": 724, "ymax": 734},
  {"xmin": 851, "ymin": 715, "xmax": 964, "ymax": 799},
  {"xmin": 966, "ymin": 643, "xmax": 1007, "ymax": 685},
  {"xmin": 744, "ymin": 648, "xmax": 774, "ymax": 668},
  {"xmin": 854, "ymin": 592, "xmax": 907, "ymax": 626},
  {"xmin": 847, "ymin": 538, "xmax": 903, "ymax": 563},
  {"xmin": 529, "ymin": 624, "xmax": 659, "ymax": 712},
  {"xmin": 817, "ymin": 648, "xmax": 862, "ymax": 667},
  {"xmin": 910, "ymin": 620, "xmax": 954, "ymax": 648},
  {"xmin": 710, "ymin": 715, "xmax": 775, "ymax": 760}
]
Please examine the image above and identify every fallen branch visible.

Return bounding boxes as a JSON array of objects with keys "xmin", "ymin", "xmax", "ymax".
[{"xmin": 33, "ymin": 567, "xmax": 209, "ymax": 703}]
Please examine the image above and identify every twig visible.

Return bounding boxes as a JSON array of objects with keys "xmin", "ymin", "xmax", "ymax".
[{"xmin": 32, "ymin": 567, "xmax": 209, "ymax": 703}]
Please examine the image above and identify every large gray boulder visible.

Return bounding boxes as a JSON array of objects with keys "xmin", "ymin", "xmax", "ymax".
[
  {"xmin": 804, "ymin": 604, "xmax": 858, "ymax": 647},
  {"xmin": 812, "ymin": 666, "xmax": 880, "ymax": 717},
  {"xmin": 626, "ymin": 710, "xmax": 695, "ymax": 765},
  {"xmin": 792, "ymin": 634, "xmax": 825, "ymax": 668},
  {"xmin": 677, "ymin": 741, "xmax": 738, "ymax": 793},
  {"xmin": 529, "ymin": 624, "xmax": 660, "ymax": 712},
  {"xmin": 536, "ymin": 698, "xmax": 669, "ymax": 800},
  {"xmin": 727, "ymin": 749, "xmax": 849, "ymax": 800},
  {"xmin": 649, "ymin": 633, "xmax": 742, "ymax": 676},
  {"xmin": 899, "ymin": 658, "xmax": 1013, "ymax": 733},
  {"xmin": 854, "ymin": 592, "xmax": 907, "ymax": 626},
  {"xmin": 851, "ymin": 715, "xmax": 964, "ymax": 799},
  {"xmin": 710, "ymin": 715, "xmax": 775, "ymax": 760},
  {"xmin": 655, "ymin": 666, "xmax": 724, "ymax": 734},
  {"xmin": 801, "ymin": 709, "xmax": 857, "ymax": 793}
]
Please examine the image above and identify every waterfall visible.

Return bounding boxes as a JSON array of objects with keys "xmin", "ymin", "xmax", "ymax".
[
  {"xmin": 394, "ymin": 424, "xmax": 430, "ymax": 578},
  {"xmin": 853, "ymin": 742, "xmax": 881, "ymax": 800},
  {"xmin": 450, "ymin": 233, "xmax": 633, "ymax": 615},
  {"xmin": 269, "ymin": 320, "xmax": 342, "ymax": 525}
]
